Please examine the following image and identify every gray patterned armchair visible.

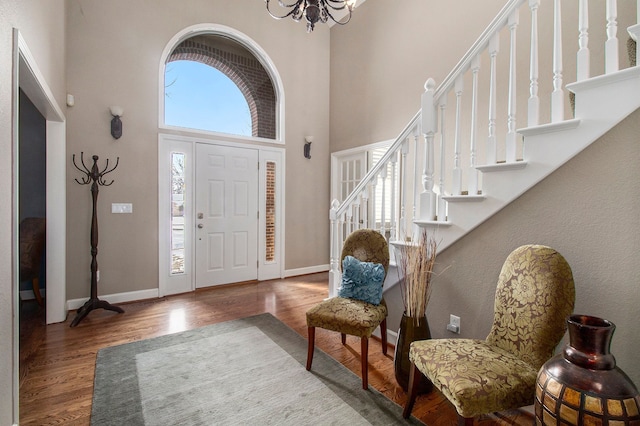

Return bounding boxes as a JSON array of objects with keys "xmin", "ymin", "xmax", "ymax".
[
  {"xmin": 305, "ymin": 229, "xmax": 389, "ymax": 389},
  {"xmin": 403, "ymin": 244, "xmax": 575, "ymax": 425}
]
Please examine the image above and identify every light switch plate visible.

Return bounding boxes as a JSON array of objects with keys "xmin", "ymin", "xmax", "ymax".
[{"xmin": 112, "ymin": 203, "xmax": 133, "ymax": 214}]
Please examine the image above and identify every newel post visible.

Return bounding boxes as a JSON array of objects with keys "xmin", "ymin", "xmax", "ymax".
[{"xmin": 420, "ymin": 78, "xmax": 437, "ymax": 221}]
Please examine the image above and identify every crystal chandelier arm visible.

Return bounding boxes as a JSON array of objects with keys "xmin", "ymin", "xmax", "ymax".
[
  {"xmin": 266, "ymin": 0, "xmax": 305, "ymax": 19},
  {"xmin": 265, "ymin": 0, "xmax": 354, "ymax": 31},
  {"xmin": 278, "ymin": 0, "xmax": 303, "ymax": 7},
  {"xmin": 320, "ymin": 1, "xmax": 352, "ymax": 25},
  {"xmin": 324, "ymin": 0, "xmax": 348, "ymax": 10}
]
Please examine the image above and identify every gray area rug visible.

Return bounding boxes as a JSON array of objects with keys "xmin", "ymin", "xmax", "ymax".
[{"xmin": 91, "ymin": 313, "xmax": 422, "ymax": 425}]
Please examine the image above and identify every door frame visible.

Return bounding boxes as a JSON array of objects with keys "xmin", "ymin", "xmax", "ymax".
[
  {"xmin": 158, "ymin": 133, "xmax": 285, "ymax": 297},
  {"xmin": 12, "ymin": 28, "xmax": 67, "ymax": 423}
]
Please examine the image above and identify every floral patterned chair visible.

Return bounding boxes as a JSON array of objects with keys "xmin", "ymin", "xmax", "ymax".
[
  {"xmin": 306, "ymin": 229, "xmax": 389, "ymax": 390},
  {"xmin": 402, "ymin": 245, "xmax": 575, "ymax": 425}
]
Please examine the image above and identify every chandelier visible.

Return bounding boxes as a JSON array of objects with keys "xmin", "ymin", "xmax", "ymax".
[{"xmin": 266, "ymin": 0, "xmax": 357, "ymax": 33}]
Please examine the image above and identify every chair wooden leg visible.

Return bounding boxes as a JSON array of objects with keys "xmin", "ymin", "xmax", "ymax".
[
  {"xmin": 360, "ymin": 336, "xmax": 369, "ymax": 390},
  {"xmin": 380, "ymin": 318, "xmax": 388, "ymax": 355},
  {"xmin": 306, "ymin": 327, "xmax": 315, "ymax": 371},
  {"xmin": 32, "ymin": 277, "xmax": 44, "ymax": 307},
  {"xmin": 457, "ymin": 414, "xmax": 474, "ymax": 425},
  {"xmin": 402, "ymin": 361, "xmax": 423, "ymax": 419},
  {"xmin": 341, "ymin": 333, "xmax": 346, "ymax": 345}
]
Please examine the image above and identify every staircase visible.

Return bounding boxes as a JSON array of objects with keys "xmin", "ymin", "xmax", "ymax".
[{"xmin": 329, "ymin": 0, "xmax": 640, "ymax": 296}]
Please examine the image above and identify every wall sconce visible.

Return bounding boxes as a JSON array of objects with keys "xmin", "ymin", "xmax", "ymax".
[
  {"xmin": 109, "ymin": 106, "xmax": 124, "ymax": 139},
  {"xmin": 304, "ymin": 136, "xmax": 313, "ymax": 159}
]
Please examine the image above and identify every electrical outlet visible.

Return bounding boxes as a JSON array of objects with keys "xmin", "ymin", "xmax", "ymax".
[{"xmin": 447, "ymin": 314, "xmax": 461, "ymax": 333}]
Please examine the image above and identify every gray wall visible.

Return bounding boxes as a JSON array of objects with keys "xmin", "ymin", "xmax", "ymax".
[
  {"xmin": 0, "ymin": 1, "xmax": 66, "ymax": 423},
  {"xmin": 423, "ymin": 109, "xmax": 640, "ymax": 387},
  {"xmin": 65, "ymin": 0, "xmax": 332, "ymax": 299},
  {"xmin": 331, "ymin": 0, "xmax": 640, "ymax": 387}
]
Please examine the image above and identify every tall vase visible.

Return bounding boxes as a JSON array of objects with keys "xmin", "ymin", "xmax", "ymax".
[
  {"xmin": 394, "ymin": 313, "xmax": 433, "ymax": 393},
  {"xmin": 535, "ymin": 314, "xmax": 640, "ymax": 425}
]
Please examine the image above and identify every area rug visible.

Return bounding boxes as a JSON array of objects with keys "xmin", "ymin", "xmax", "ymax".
[{"xmin": 91, "ymin": 313, "xmax": 422, "ymax": 425}]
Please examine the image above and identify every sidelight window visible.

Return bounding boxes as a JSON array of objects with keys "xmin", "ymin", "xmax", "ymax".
[{"xmin": 171, "ymin": 152, "xmax": 186, "ymax": 274}]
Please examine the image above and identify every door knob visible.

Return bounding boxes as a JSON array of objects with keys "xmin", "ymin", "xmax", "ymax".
[{"xmin": 197, "ymin": 223, "xmax": 204, "ymax": 229}]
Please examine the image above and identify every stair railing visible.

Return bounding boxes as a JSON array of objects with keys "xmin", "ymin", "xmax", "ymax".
[{"xmin": 328, "ymin": 0, "xmax": 637, "ymax": 297}]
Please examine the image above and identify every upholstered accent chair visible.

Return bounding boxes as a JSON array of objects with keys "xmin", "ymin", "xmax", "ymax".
[
  {"xmin": 19, "ymin": 217, "xmax": 47, "ymax": 307},
  {"xmin": 306, "ymin": 229, "xmax": 390, "ymax": 390},
  {"xmin": 402, "ymin": 245, "xmax": 575, "ymax": 425}
]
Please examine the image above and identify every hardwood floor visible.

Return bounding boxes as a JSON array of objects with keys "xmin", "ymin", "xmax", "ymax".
[{"xmin": 19, "ymin": 273, "xmax": 533, "ymax": 425}]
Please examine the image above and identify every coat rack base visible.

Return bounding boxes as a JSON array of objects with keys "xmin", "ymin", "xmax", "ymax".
[{"xmin": 70, "ymin": 297, "xmax": 124, "ymax": 327}]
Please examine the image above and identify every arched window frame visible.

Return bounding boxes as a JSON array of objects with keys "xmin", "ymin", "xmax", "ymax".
[{"xmin": 158, "ymin": 24, "xmax": 285, "ymax": 145}]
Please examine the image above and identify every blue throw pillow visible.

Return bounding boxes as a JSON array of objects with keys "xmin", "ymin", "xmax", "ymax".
[{"xmin": 338, "ymin": 255, "xmax": 385, "ymax": 305}]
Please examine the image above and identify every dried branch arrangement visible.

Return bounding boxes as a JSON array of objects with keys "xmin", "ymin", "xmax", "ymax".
[{"xmin": 397, "ymin": 229, "xmax": 438, "ymax": 321}]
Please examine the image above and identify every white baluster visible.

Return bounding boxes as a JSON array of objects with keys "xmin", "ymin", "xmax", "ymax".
[
  {"xmin": 412, "ymin": 125, "xmax": 421, "ymax": 237},
  {"xmin": 400, "ymin": 139, "xmax": 409, "ymax": 238},
  {"xmin": 370, "ymin": 175, "xmax": 378, "ymax": 230},
  {"xmin": 380, "ymin": 163, "xmax": 387, "ymax": 236},
  {"xmin": 487, "ymin": 33, "xmax": 500, "ymax": 163},
  {"xmin": 453, "ymin": 76, "xmax": 464, "ymax": 194},
  {"xmin": 361, "ymin": 186, "xmax": 369, "ymax": 228},
  {"xmin": 606, "ymin": 0, "xmax": 619, "ymax": 74},
  {"xmin": 529, "ymin": 0, "xmax": 540, "ymax": 126},
  {"xmin": 506, "ymin": 10, "xmax": 519, "ymax": 163},
  {"xmin": 468, "ymin": 56, "xmax": 480, "ymax": 196},
  {"xmin": 390, "ymin": 155, "xmax": 397, "ymax": 241},
  {"xmin": 346, "ymin": 204, "xmax": 353, "ymax": 235},
  {"xmin": 353, "ymin": 197, "xmax": 360, "ymax": 231},
  {"xmin": 329, "ymin": 199, "xmax": 340, "ymax": 297},
  {"xmin": 422, "ymin": 134, "xmax": 436, "ymax": 220},
  {"xmin": 438, "ymin": 99, "xmax": 447, "ymax": 222},
  {"xmin": 551, "ymin": 0, "xmax": 565, "ymax": 123},
  {"xmin": 421, "ymin": 79, "xmax": 437, "ymax": 221},
  {"xmin": 577, "ymin": 0, "xmax": 590, "ymax": 81}
]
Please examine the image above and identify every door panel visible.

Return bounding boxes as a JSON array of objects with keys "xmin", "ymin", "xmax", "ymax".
[{"xmin": 196, "ymin": 143, "xmax": 258, "ymax": 287}]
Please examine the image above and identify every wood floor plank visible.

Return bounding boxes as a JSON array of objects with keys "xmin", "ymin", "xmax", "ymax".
[{"xmin": 19, "ymin": 272, "xmax": 533, "ymax": 425}]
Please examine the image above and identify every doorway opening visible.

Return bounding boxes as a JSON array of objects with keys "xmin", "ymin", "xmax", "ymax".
[{"xmin": 12, "ymin": 29, "xmax": 67, "ymax": 425}]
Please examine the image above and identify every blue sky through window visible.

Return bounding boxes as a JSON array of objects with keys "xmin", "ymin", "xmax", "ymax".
[{"xmin": 165, "ymin": 60, "xmax": 252, "ymax": 136}]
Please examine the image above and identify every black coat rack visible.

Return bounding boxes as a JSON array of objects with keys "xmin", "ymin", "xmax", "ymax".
[{"xmin": 71, "ymin": 153, "xmax": 124, "ymax": 327}]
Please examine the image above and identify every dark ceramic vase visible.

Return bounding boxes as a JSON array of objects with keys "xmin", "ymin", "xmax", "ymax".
[
  {"xmin": 394, "ymin": 313, "xmax": 433, "ymax": 393},
  {"xmin": 535, "ymin": 314, "xmax": 640, "ymax": 425}
]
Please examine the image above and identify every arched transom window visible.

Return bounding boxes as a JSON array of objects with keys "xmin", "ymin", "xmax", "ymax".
[{"xmin": 165, "ymin": 34, "xmax": 277, "ymax": 140}]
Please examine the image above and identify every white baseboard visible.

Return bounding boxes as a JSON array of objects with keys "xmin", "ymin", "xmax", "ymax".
[
  {"xmin": 67, "ymin": 288, "xmax": 159, "ymax": 311},
  {"xmin": 66, "ymin": 267, "xmax": 328, "ymax": 311},
  {"xmin": 373, "ymin": 328, "xmax": 399, "ymax": 347},
  {"xmin": 387, "ymin": 329, "xmax": 398, "ymax": 346},
  {"xmin": 284, "ymin": 264, "xmax": 329, "ymax": 278}
]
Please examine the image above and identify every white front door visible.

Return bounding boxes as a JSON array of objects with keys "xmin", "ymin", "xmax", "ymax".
[{"xmin": 195, "ymin": 143, "xmax": 258, "ymax": 287}]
